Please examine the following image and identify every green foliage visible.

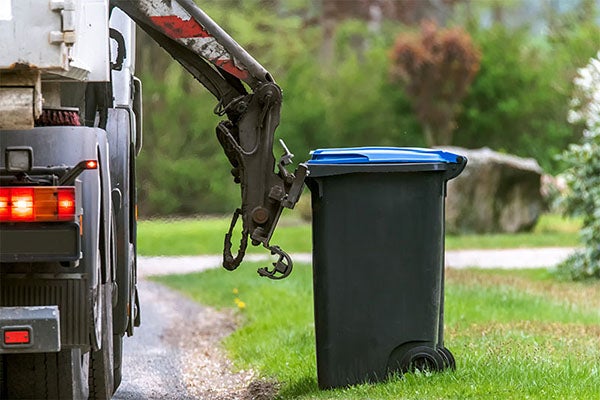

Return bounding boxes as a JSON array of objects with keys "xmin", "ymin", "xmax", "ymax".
[
  {"xmin": 557, "ymin": 147, "xmax": 600, "ymax": 279},
  {"xmin": 557, "ymin": 53, "xmax": 600, "ymax": 280},
  {"xmin": 135, "ymin": 33, "xmax": 240, "ymax": 216},
  {"xmin": 454, "ymin": 24, "xmax": 600, "ymax": 173},
  {"xmin": 277, "ymin": 19, "xmax": 424, "ymax": 165},
  {"xmin": 135, "ymin": 1, "xmax": 600, "ymax": 216},
  {"xmin": 136, "ymin": 10, "xmax": 421, "ymax": 216}
]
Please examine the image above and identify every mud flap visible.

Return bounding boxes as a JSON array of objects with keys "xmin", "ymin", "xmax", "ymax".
[{"xmin": 133, "ymin": 286, "xmax": 141, "ymax": 328}]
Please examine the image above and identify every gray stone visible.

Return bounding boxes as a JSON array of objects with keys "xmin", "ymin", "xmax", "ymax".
[{"xmin": 441, "ymin": 147, "xmax": 544, "ymax": 234}]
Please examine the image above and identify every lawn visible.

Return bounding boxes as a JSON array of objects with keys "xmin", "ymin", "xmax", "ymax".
[
  {"xmin": 154, "ymin": 265, "xmax": 600, "ymax": 400},
  {"xmin": 137, "ymin": 213, "xmax": 581, "ymax": 256}
]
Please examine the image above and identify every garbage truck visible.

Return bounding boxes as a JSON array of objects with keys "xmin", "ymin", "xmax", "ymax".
[{"xmin": 0, "ymin": 1, "xmax": 305, "ymax": 398}]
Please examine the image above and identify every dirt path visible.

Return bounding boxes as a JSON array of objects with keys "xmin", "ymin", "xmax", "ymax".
[
  {"xmin": 138, "ymin": 247, "xmax": 577, "ymax": 278},
  {"xmin": 112, "ymin": 279, "xmax": 275, "ymax": 400}
]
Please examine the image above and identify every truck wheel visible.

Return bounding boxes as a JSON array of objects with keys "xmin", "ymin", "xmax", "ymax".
[
  {"xmin": 2, "ymin": 349, "xmax": 89, "ymax": 399},
  {"xmin": 0, "ymin": 354, "xmax": 5, "ymax": 398},
  {"xmin": 89, "ymin": 280, "xmax": 115, "ymax": 399}
]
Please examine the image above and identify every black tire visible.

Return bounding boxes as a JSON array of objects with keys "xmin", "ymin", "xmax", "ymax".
[
  {"xmin": 0, "ymin": 354, "xmax": 6, "ymax": 398},
  {"xmin": 399, "ymin": 345, "xmax": 445, "ymax": 373},
  {"xmin": 89, "ymin": 281, "xmax": 115, "ymax": 399},
  {"xmin": 437, "ymin": 346, "xmax": 456, "ymax": 370},
  {"xmin": 3, "ymin": 349, "xmax": 89, "ymax": 399}
]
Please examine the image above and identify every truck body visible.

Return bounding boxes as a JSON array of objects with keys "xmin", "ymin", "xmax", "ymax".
[{"xmin": 0, "ymin": 1, "xmax": 304, "ymax": 398}]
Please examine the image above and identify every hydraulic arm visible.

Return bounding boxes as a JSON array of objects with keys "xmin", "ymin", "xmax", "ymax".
[{"xmin": 111, "ymin": 0, "xmax": 306, "ymax": 278}]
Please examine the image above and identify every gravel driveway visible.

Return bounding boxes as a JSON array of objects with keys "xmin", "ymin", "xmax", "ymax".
[
  {"xmin": 138, "ymin": 247, "xmax": 577, "ymax": 278},
  {"xmin": 112, "ymin": 279, "xmax": 275, "ymax": 400}
]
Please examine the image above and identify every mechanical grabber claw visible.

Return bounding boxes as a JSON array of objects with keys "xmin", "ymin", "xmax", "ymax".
[{"xmin": 257, "ymin": 245, "xmax": 293, "ymax": 280}]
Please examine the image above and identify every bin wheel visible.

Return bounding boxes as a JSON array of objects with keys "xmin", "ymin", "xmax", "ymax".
[
  {"xmin": 399, "ymin": 346, "xmax": 445, "ymax": 373},
  {"xmin": 436, "ymin": 346, "xmax": 456, "ymax": 370}
]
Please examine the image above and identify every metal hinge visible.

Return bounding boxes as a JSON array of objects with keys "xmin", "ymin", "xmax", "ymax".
[{"xmin": 49, "ymin": 0, "xmax": 76, "ymax": 45}]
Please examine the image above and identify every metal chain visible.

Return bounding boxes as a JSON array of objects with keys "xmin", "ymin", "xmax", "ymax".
[{"xmin": 222, "ymin": 208, "xmax": 248, "ymax": 271}]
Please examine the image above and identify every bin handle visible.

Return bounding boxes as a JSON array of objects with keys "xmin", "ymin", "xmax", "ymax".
[{"xmin": 444, "ymin": 156, "xmax": 467, "ymax": 181}]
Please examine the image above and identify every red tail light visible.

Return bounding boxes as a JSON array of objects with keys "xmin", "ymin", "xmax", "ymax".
[
  {"xmin": 10, "ymin": 188, "xmax": 34, "ymax": 221},
  {"xmin": 57, "ymin": 188, "xmax": 76, "ymax": 219},
  {"xmin": 0, "ymin": 187, "xmax": 76, "ymax": 222},
  {"xmin": 0, "ymin": 188, "xmax": 11, "ymax": 220}
]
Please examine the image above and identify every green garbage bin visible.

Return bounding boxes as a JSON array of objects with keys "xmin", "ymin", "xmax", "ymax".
[{"xmin": 306, "ymin": 147, "xmax": 467, "ymax": 389}]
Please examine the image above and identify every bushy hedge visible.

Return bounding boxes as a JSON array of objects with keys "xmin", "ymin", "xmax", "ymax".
[
  {"xmin": 557, "ymin": 53, "xmax": 600, "ymax": 280},
  {"xmin": 454, "ymin": 24, "xmax": 600, "ymax": 173}
]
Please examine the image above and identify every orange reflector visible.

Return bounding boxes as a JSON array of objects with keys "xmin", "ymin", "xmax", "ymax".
[
  {"xmin": 4, "ymin": 329, "xmax": 30, "ymax": 345},
  {"xmin": 86, "ymin": 160, "xmax": 98, "ymax": 169},
  {"xmin": 0, "ymin": 186, "xmax": 76, "ymax": 222}
]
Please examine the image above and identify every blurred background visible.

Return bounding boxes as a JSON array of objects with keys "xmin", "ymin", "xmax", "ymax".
[{"xmin": 133, "ymin": 0, "xmax": 600, "ymax": 218}]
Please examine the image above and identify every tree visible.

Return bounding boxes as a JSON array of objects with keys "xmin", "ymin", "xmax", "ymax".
[
  {"xmin": 317, "ymin": 0, "xmax": 460, "ymax": 65},
  {"xmin": 558, "ymin": 52, "xmax": 600, "ymax": 280},
  {"xmin": 389, "ymin": 21, "xmax": 480, "ymax": 146}
]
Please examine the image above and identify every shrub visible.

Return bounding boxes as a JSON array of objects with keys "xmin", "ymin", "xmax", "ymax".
[
  {"xmin": 455, "ymin": 24, "xmax": 600, "ymax": 174},
  {"xmin": 557, "ymin": 52, "xmax": 600, "ymax": 280},
  {"xmin": 389, "ymin": 21, "xmax": 480, "ymax": 146}
]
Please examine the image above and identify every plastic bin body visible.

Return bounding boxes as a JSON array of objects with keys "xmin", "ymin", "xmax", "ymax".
[{"xmin": 306, "ymin": 147, "xmax": 466, "ymax": 389}]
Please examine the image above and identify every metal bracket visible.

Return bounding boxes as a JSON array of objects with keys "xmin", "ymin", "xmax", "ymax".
[
  {"xmin": 49, "ymin": 0, "xmax": 76, "ymax": 45},
  {"xmin": 257, "ymin": 245, "xmax": 293, "ymax": 280}
]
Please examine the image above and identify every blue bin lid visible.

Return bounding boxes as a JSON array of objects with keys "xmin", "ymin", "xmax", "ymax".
[{"xmin": 308, "ymin": 147, "xmax": 462, "ymax": 165}]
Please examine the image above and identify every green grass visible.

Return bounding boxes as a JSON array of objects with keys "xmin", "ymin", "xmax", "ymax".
[
  {"xmin": 154, "ymin": 265, "xmax": 600, "ymax": 399},
  {"xmin": 137, "ymin": 213, "xmax": 582, "ymax": 256},
  {"xmin": 137, "ymin": 213, "xmax": 311, "ymax": 256},
  {"xmin": 445, "ymin": 213, "xmax": 583, "ymax": 250}
]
